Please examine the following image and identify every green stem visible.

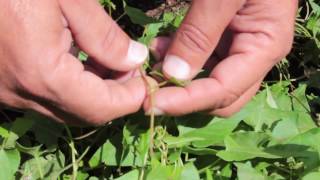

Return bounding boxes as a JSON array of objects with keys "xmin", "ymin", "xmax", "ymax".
[
  {"xmin": 55, "ymin": 147, "xmax": 90, "ymax": 179},
  {"xmin": 64, "ymin": 125, "xmax": 78, "ymax": 180},
  {"xmin": 139, "ymin": 153, "xmax": 149, "ymax": 180}
]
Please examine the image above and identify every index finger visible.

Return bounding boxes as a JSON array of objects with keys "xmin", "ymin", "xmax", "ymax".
[{"xmin": 45, "ymin": 53, "xmax": 149, "ymax": 125}]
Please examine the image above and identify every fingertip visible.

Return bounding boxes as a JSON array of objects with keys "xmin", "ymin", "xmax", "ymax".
[
  {"xmin": 163, "ymin": 55, "xmax": 191, "ymax": 80},
  {"xmin": 123, "ymin": 77, "xmax": 147, "ymax": 101},
  {"xmin": 126, "ymin": 40, "xmax": 149, "ymax": 66}
]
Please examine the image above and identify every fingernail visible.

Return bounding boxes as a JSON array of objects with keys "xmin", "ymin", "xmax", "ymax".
[
  {"xmin": 145, "ymin": 107, "xmax": 164, "ymax": 116},
  {"xmin": 163, "ymin": 55, "xmax": 190, "ymax": 80},
  {"xmin": 127, "ymin": 40, "xmax": 148, "ymax": 65}
]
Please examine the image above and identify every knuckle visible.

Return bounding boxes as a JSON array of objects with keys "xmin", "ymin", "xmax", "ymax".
[
  {"xmin": 267, "ymin": 26, "xmax": 295, "ymax": 60},
  {"xmin": 213, "ymin": 82, "xmax": 240, "ymax": 110},
  {"xmin": 269, "ymin": 35, "xmax": 294, "ymax": 62},
  {"xmin": 220, "ymin": 91, "xmax": 239, "ymax": 109},
  {"xmin": 177, "ymin": 23, "xmax": 213, "ymax": 54}
]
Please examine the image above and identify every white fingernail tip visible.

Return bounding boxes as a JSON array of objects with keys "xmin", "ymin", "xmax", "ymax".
[
  {"xmin": 127, "ymin": 40, "xmax": 148, "ymax": 65},
  {"xmin": 163, "ymin": 55, "xmax": 191, "ymax": 80}
]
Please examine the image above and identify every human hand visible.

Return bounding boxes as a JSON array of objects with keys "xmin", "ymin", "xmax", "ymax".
[
  {"xmin": 145, "ymin": 0, "xmax": 298, "ymax": 116},
  {"xmin": 0, "ymin": 0, "xmax": 151, "ymax": 125}
]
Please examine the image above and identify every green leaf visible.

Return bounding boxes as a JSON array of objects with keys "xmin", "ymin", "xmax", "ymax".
[
  {"xmin": 235, "ymin": 162, "xmax": 266, "ymax": 180},
  {"xmin": 217, "ymin": 132, "xmax": 280, "ymax": 161},
  {"xmin": 291, "ymin": 84, "xmax": 310, "ymax": 112},
  {"xmin": 182, "ymin": 146, "xmax": 217, "ymax": 156},
  {"xmin": 266, "ymin": 128, "xmax": 320, "ymax": 171},
  {"xmin": 241, "ymin": 82, "xmax": 307, "ymax": 131},
  {"xmin": 146, "ymin": 164, "xmax": 182, "ymax": 180},
  {"xmin": 220, "ymin": 164, "xmax": 233, "ymax": 179},
  {"xmin": 176, "ymin": 114, "xmax": 242, "ymax": 147},
  {"xmin": 271, "ymin": 111, "xmax": 316, "ymax": 143},
  {"xmin": 266, "ymin": 85, "xmax": 278, "ymax": 109},
  {"xmin": 164, "ymin": 135, "xmax": 204, "ymax": 148},
  {"xmin": 0, "ymin": 149, "xmax": 20, "ymax": 180},
  {"xmin": 268, "ymin": 82, "xmax": 292, "ymax": 111},
  {"xmin": 115, "ymin": 169, "xmax": 139, "ymax": 180},
  {"xmin": 125, "ymin": 6, "xmax": 157, "ymax": 26},
  {"xmin": 181, "ymin": 163, "xmax": 200, "ymax": 180},
  {"xmin": 303, "ymin": 172, "xmax": 320, "ymax": 180},
  {"xmin": 88, "ymin": 177, "xmax": 99, "ymax": 180},
  {"xmin": 139, "ymin": 22, "xmax": 164, "ymax": 45},
  {"xmin": 285, "ymin": 128, "xmax": 320, "ymax": 151},
  {"xmin": 206, "ymin": 169, "xmax": 213, "ymax": 180},
  {"xmin": 271, "ymin": 116, "xmax": 301, "ymax": 142},
  {"xmin": 89, "ymin": 134, "xmax": 143, "ymax": 167},
  {"xmin": 0, "ymin": 124, "xmax": 10, "ymax": 138},
  {"xmin": 21, "ymin": 150, "xmax": 65, "ymax": 180},
  {"xmin": 99, "ymin": 0, "xmax": 116, "ymax": 10},
  {"xmin": 31, "ymin": 113, "xmax": 63, "ymax": 148},
  {"xmin": 5, "ymin": 113, "xmax": 34, "ymax": 148},
  {"xmin": 242, "ymin": 91, "xmax": 288, "ymax": 131},
  {"xmin": 78, "ymin": 51, "xmax": 88, "ymax": 62}
]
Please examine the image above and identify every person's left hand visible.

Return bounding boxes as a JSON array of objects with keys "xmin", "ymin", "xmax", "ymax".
[{"xmin": 144, "ymin": 0, "xmax": 298, "ymax": 117}]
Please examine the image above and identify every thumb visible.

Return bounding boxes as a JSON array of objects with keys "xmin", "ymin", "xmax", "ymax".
[
  {"xmin": 58, "ymin": 0, "xmax": 148, "ymax": 72},
  {"xmin": 162, "ymin": 0, "xmax": 244, "ymax": 80}
]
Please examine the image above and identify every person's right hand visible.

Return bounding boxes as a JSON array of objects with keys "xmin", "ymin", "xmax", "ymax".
[
  {"xmin": 0, "ymin": 0, "xmax": 150, "ymax": 125},
  {"xmin": 145, "ymin": 0, "xmax": 297, "ymax": 117}
]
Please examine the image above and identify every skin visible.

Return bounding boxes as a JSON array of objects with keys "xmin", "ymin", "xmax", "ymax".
[
  {"xmin": 0, "ymin": 0, "xmax": 298, "ymax": 125},
  {"xmin": 0, "ymin": 0, "xmax": 151, "ymax": 125},
  {"xmin": 145, "ymin": 0, "xmax": 298, "ymax": 117}
]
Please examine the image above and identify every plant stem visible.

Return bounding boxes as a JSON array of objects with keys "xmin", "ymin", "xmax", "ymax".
[
  {"xmin": 139, "ymin": 152, "xmax": 149, "ymax": 180},
  {"xmin": 55, "ymin": 147, "xmax": 90, "ymax": 179},
  {"xmin": 139, "ymin": 66, "xmax": 158, "ymax": 180},
  {"xmin": 149, "ymin": 92, "xmax": 155, "ymax": 157},
  {"xmin": 74, "ymin": 128, "xmax": 100, "ymax": 141},
  {"xmin": 139, "ymin": 67, "xmax": 156, "ymax": 157},
  {"xmin": 64, "ymin": 125, "xmax": 78, "ymax": 180}
]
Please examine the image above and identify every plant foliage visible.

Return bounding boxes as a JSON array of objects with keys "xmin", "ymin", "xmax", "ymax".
[{"xmin": 1, "ymin": 0, "xmax": 320, "ymax": 179}]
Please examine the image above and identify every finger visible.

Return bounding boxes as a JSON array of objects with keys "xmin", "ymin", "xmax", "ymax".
[
  {"xmin": 58, "ymin": 0, "xmax": 148, "ymax": 72},
  {"xmin": 46, "ymin": 53, "xmax": 150, "ymax": 125},
  {"xmin": 144, "ymin": 78, "xmax": 238, "ymax": 116},
  {"xmin": 111, "ymin": 68, "xmax": 142, "ymax": 83},
  {"xmin": 149, "ymin": 37, "xmax": 171, "ymax": 61},
  {"xmin": 145, "ymin": 33, "xmax": 279, "ymax": 115},
  {"xmin": 84, "ymin": 58, "xmax": 110, "ymax": 78},
  {"xmin": 211, "ymin": 79, "xmax": 262, "ymax": 117},
  {"xmin": 150, "ymin": 30, "xmax": 233, "ymax": 62},
  {"xmin": 162, "ymin": 0, "xmax": 245, "ymax": 80},
  {"xmin": 84, "ymin": 59, "xmax": 142, "ymax": 83}
]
